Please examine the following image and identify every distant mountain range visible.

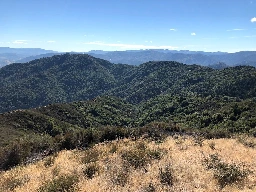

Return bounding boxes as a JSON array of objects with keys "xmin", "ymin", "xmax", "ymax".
[
  {"xmin": 0, "ymin": 47, "xmax": 57, "ymax": 68},
  {"xmin": 88, "ymin": 50, "xmax": 256, "ymax": 67},
  {"xmin": 1, "ymin": 48, "xmax": 256, "ymax": 69}
]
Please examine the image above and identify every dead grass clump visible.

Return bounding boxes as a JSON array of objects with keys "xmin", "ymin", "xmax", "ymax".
[{"xmin": 81, "ymin": 148, "xmax": 100, "ymax": 164}]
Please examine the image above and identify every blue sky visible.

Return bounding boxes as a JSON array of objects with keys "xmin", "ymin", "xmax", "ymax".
[{"xmin": 0, "ymin": 0, "xmax": 256, "ymax": 52}]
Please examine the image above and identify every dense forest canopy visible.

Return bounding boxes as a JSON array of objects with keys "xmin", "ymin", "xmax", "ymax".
[{"xmin": 0, "ymin": 53, "xmax": 256, "ymax": 113}]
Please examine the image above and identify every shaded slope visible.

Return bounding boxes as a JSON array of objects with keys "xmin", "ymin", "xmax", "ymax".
[{"xmin": 0, "ymin": 96, "xmax": 136, "ymax": 145}]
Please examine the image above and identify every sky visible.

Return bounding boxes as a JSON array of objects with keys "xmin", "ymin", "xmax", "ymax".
[{"xmin": 0, "ymin": 0, "xmax": 256, "ymax": 53}]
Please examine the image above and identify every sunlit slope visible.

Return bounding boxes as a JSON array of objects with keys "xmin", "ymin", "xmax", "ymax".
[{"xmin": 1, "ymin": 136, "xmax": 256, "ymax": 192}]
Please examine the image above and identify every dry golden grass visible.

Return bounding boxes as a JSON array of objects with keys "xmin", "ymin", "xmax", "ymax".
[{"xmin": 1, "ymin": 136, "xmax": 256, "ymax": 192}]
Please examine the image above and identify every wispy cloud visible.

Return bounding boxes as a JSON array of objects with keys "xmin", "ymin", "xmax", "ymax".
[
  {"xmin": 84, "ymin": 41, "xmax": 178, "ymax": 50},
  {"xmin": 12, "ymin": 40, "xmax": 28, "ymax": 44},
  {"xmin": 202, "ymin": 37, "xmax": 219, "ymax": 40},
  {"xmin": 244, "ymin": 35, "xmax": 256, "ymax": 38},
  {"xmin": 47, "ymin": 40, "xmax": 56, "ymax": 43},
  {"xmin": 229, "ymin": 36, "xmax": 238, "ymax": 39},
  {"xmin": 170, "ymin": 28, "xmax": 177, "ymax": 31},
  {"xmin": 191, "ymin": 32, "xmax": 196, "ymax": 36},
  {"xmin": 227, "ymin": 28, "xmax": 246, "ymax": 31},
  {"xmin": 251, "ymin": 17, "xmax": 256, "ymax": 22}
]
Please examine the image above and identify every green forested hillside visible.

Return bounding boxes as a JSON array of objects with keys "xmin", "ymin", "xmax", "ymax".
[
  {"xmin": 110, "ymin": 61, "xmax": 256, "ymax": 103},
  {"xmin": 0, "ymin": 54, "xmax": 136, "ymax": 113},
  {"xmin": 1, "ymin": 54, "xmax": 256, "ymax": 113},
  {"xmin": 1, "ymin": 54, "xmax": 256, "ymax": 192}
]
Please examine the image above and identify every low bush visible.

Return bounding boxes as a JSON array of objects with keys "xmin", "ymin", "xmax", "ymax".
[
  {"xmin": 38, "ymin": 175, "xmax": 78, "ymax": 192},
  {"xmin": 81, "ymin": 148, "xmax": 100, "ymax": 164},
  {"xmin": 83, "ymin": 163, "xmax": 99, "ymax": 179},
  {"xmin": 108, "ymin": 164, "xmax": 130, "ymax": 187},
  {"xmin": 159, "ymin": 164, "xmax": 174, "ymax": 186},
  {"xmin": 203, "ymin": 154, "xmax": 250, "ymax": 188},
  {"xmin": 1, "ymin": 174, "xmax": 30, "ymax": 191},
  {"xmin": 121, "ymin": 142, "xmax": 163, "ymax": 169}
]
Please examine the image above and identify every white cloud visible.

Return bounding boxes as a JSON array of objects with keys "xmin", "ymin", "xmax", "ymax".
[
  {"xmin": 227, "ymin": 28, "xmax": 246, "ymax": 31},
  {"xmin": 251, "ymin": 17, "xmax": 256, "ymax": 22},
  {"xmin": 191, "ymin": 33, "xmax": 196, "ymax": 36},
  {"xmin": 84, "ymin": 41, "xmax": 178, "ymax": 50},
  {"xmin": 12, "ymin": 40, "xmax": 28, "ymax": 44},
  {"xmin": 47, "ymin": 40, "xmax": 56, "ymax": 43},
  {"xmin": 170, "ymin": 28, "xmax": 177, "ymax": 31}
]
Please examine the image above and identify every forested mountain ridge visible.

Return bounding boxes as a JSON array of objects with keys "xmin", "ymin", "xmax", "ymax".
[
  {"xmin": 1, "ymin": 53, "xmax": 256, "ymax": 113},
  {"xmin": 0, "ymin": 54, "xmax": 135, "ymax": 113}
]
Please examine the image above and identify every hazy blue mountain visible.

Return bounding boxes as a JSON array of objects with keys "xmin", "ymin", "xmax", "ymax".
[
  {"xmin": 88, "ymin": 50, "xmax": 256, "ymax": 67},
  {"xmin": 0, "ymin": 47, "xmax": 57, "ymax": 68},
  {"xmin": 16, "ymin": 53, "xmax": 63, "ymax": 63}
]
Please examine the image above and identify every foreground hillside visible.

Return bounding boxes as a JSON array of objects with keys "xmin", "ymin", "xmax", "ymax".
[
  {"xmin": 1, "ymin": 136, "xmax": 256, "ymax": 192},
  {"xmin": 1, "ymin": 53, "xmax": 256, "ymax": 113}
]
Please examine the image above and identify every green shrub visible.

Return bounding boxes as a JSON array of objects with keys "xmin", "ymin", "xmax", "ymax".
[
  {"xmin": 237, "ymin": 135, "xmax": 256, "ymax": 148},
  {"xmin": 159, "ymin": 164, "xmax": 174, "ymax": 186},
  {"xmin": 121, "ymin": 142, "xmax": 163, "ymax": 169},
  {"xmin": 108, "ymin": 164, "xmax": 129, "ymax": 187},
  {"xmin": 204, "ymin": 154, "xmax": 250, "ymax": 188},
  {"xmin": 109, "ymin": 143, "xmax": 118, "ymax": 153},
  {"xmin": 83, "ymin": 163, "xmax": 99, "ymax": 179},
  {"xmin": 43, "ymin": 154, "xmax": 57, "ymax": 167},
  {"xmin": 1, "ymin": 174, "xmax": 30, "ymax": 191},
  {"xmin": 143, "ymin": 182, "xmax": 156, "ymax": 192},
  {"xmin": 38, "ymin": 175, "xmax": 78, "ymax": 192},
  {"xmin": 208, "ymin": 141, "xmax": 216, "ymax": 150},
  {"xmin": 194, "ymin": 136, "xmax": 204, "ymax": 147},
  {"xmin": 0, "ymin": 134, "xmax": 56, "ymax": 170}
]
